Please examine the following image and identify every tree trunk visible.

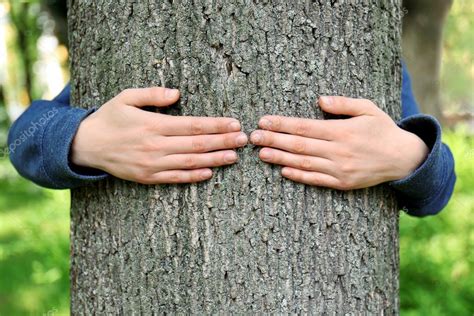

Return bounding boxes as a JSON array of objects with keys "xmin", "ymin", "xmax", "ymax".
[
  {"xmin": 69, "ymin": 1, "xmax": 402, "ymax": 314},
  {"xmin": 402, "ymin": 0, "xmax": 452, "ymax": 123}
]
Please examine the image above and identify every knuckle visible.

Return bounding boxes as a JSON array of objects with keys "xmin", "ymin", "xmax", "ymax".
[
  {"xmin": 338, "ymin": 147, "xmax": 354, "ymax": 160},
  {"xmin": 337, "ymin": 179, "xmax": 352, "ymax": 190},
  {"xmin": 364, "ymin": 99, "xmax": 376, "ymax": 107},
  {"xmin": 295, "ymin": 122, "xmax": 309, "ymax": 136},
  {"xmin": 224, "ymin": 134, "xmax": 235, "ymax": 147},
  {"xmin": 145, "ymin": 122, "xmax": 163, "ymax": 135},
  {"xmin": 292, "ymin": 139, "xmax": 307, "ymax": 153},
  {"xmin": 121, "ymin": 88, "xmax": 132, "ymax": 97},
  {"xmin": 190, "ymin": 120, "xmax": 204, "ymax": 135},
  {"xmin": 151, "ymin": 87, "xmax": 164, "ymax": 98},
  {"xmin": 192, "ymin": 139, "xmax": 206, "ymax": 152},
  {"xmin": 120, "ymin": 88, "xmax": 138, "ymax": 100},
  {"xmin": 363, "ymin": 99, "xmax": 379, "ymax": 113},
  {"xmin": 335, "ymin": 126, "xmax": 351, "ymax": 140},
  {"xmin": 272, "ymin": 117, "xmax": 282, "ymax": 130},
  {"xmin": 215, "ymin": 153, "xmax": 225, "ymax": 165},
  {"xmin": 218, "ymin": 119, "xmax": 230, "ymax": 133},
  {"xmin": 299, "ymin": 158, "xmax": 312, "ymax": 170},
  {"xmin": 136, "ymin": 156, "xmax": 154, "ymax": 170},
  {"xmin": 184, "ymin": 156, "xmax": 198, "ymax": 169},
  {"xmin": 267, "ymin": 150, "xmax": 278, "ymax": 162},
  {"xmin": 142, "ymin": 138, "xmax": 160, "ymax": 152},
  {"xmin": 308, "ymin": 174, "xmax": 320, "ymax": 186},
  {"xmin": 190, "ymin": 171, "xmax": 202, "ymax": 182},
  {"xmin": 263, "ymin": 132, "xmax": 273, "ymax": 146},
  {"xmin": 344, "ymin": 150, "xmax": 354, "ymax": 160},
  {"xmin": 134, "ymin": 170, "xmax": 152, "ymax": 184},
  {"xmin": 168, "ymin": 172, "xmax": 182, "ymax": 183},
  {"xmin": 340, "ymin": 162, "xmax": 354, "ymax": 174}
]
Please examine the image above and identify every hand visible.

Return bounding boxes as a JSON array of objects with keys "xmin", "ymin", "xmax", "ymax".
[
  {"xmin": 71, "ymin": 87, "xmax": 248, "ymax": 184},
  {"xmin": 250, "ymin": 96, "xmax": 429, "ymax": 190}
]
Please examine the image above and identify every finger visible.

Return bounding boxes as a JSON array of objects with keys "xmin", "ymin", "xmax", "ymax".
[
  {"xmin": 118, "ymin": 87, "xmax": 180, "ymax": 107},
  {"xmin": 156, "ymin": 115, "xmax": 241, "ymax": 136},
  {"xmin": 258, "ymin": 115, "xmax": 336, "ymax": 140},
  {"xmin": 318, "ymin": 96, "xmax": 379, "ymax": 117},
  {"xmin": 162, "ymin": 132, "xmax": 248, "ymax": 154},
  {"xmin": 157, "ymin": 150, "xmax": 238, "ymax": 170},
  {"xmin": 281, "ymin": 167, "xmax": 342, "ymax": 189},
  {"xmin": 259, "ymin": 148, "xmax": 335, "ymax": 175},
  {"xmin": 146, "ymin": 168, "xmax": 213, "ymax": 184},
  {"xmin": 250, "ymin": 130, "xmax": 332, "ymax": 159}
]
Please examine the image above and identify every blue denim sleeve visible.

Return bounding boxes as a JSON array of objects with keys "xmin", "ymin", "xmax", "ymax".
[
  {"xmin": 7, "ymin": 85, "xmax": 108, "ymax": 189},
  {"xmin": 388, "ymin": 64, "xmax": 456, "ymax": 216}
]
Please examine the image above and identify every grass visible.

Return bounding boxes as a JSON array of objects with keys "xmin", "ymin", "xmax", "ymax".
[
  {"xmin": 0, "ymin": 159, "xmax": 70, "ymax": 315},
  {"xmin": 0, "ymin": 127, "xmax": 472, "ymax": 315}
]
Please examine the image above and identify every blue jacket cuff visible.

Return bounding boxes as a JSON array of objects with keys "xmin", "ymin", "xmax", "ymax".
[
  {"xmin": 389, "ymin": 114, "xmax": 456, "ymax": 216},
  {"xmin": 41, "ymin": 106, "xmax": 108, "ymax": 189}
]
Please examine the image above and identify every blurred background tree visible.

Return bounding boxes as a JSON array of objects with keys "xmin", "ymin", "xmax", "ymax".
[
  {"xmin": 0, "ymin": 0, "xmax": 67, "ymax": 151},
  {"xmin": 402, "ymin": 0, "xmax": 453, "ymax": 123},
  {"xmin": 0, "ymin": 0, "xmax": 472, "ymax": 315},
  {"xmin": 9, "ymin": 0, "xmax": 42, "ymax": 102},
  {"xmin": 441, "ymin": 0, "xmax": 474, "ymax": 125}
]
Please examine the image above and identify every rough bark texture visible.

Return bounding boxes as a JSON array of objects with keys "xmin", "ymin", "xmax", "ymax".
[
  {"xmin": 69, "ymin": 1, "xmax": 402, "ymax": 314},
  {"xmin": 402, "ymin": 0, "xmax": 452, "ymax": 123}
]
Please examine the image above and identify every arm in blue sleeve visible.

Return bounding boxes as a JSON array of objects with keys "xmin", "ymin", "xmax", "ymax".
[
  {"xmin": 388, "ymin": 63, "xmax": 456, "ymax": 216},
  {"xmin": 7, "ymin": 85, "xmax": 108, "ymax": 189}
]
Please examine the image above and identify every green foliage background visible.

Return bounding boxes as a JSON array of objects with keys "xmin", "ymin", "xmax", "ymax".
[
  {"xmin": 0, "ymin": 0, "xmax": 472, "ymax": 315},
  {"xmin": 441, "ymin": 0, "xmax": 473, "ymax": 113},
  {"xmin": 399, "ymin": 128, "xmax": 474, "ymax": 315}
]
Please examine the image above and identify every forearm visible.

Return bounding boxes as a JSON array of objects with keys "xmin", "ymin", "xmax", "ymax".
[
  {"xmin": 389, "ymin": 114, "xmax": 456, "ymax": 216},
  {"xmin": 8, "ymin": 99, "xmax": 108, "ymax": 189}
]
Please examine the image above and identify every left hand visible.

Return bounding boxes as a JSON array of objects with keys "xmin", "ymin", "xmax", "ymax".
[{"xmin": 250, "ymin": 96, "xmax": 429, "ymax": 190}]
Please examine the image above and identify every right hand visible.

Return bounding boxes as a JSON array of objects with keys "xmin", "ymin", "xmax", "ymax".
[{"xmin": 71, "ymin": 87, "xmax": 248, "ymax": 184}]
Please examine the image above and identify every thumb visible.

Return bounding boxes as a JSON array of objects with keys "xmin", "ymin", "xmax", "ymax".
[
  {"xmin": 118, "ymin": 87, "xmax": 180, "ymax": 108},
  {"xmin": 318, "ymin": 96, "xmax": 377, "ymax": 117}
]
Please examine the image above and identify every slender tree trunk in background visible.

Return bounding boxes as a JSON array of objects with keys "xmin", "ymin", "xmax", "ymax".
[
  {"xmin": 42, "ymin": 0, "xmax": 69, "ymax": 47},
  {"xmin": 402, "ymin": 0, "xmax": 452, "ymax": 123},
  {"xmin": 69, "ymin": 1, "xmax": 401, "ymax": 314},
  {"xmin": 9, "ymin": 2, "xmax": 38, "ymax": 102}
]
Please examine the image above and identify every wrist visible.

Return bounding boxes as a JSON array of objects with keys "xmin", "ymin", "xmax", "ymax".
[
  {"xmin": 392, "ymin": 128, "xmax": 429, "ymax": 181},
  {"xmin": 70, "ymin": 113, "xmax": 103, "ymax": 170}
]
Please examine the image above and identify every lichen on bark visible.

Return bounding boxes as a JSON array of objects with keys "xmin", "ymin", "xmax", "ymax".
[{"xmin": 69, "ymin": 1, "xmax": 402, "ymax": 314}]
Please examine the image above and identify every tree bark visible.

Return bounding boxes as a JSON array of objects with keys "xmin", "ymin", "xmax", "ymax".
[{"xmin": 69, "ymin": 1, "xmax": 402, "ymax": 314}]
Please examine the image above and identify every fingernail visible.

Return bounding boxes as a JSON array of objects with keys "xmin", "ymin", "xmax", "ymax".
[
  {"xmin": 236, "ymin": 133, "xmax": 248, "ymax": 146},
  {"xmin": 165, "ymin": 88, "xmax": 179, "ymax": 99},
  {"xmin": 224, "ymin": 152, "xmax": 237, "ymax": 163},
  {"xmin": 229, "ymin": 121, "xmax": 241, "ymax": 132},
  {"xmin": 259, "ymin": 148, "xmax": 272, "ymax": 160},
  {"xmin": 320, "ymin": 96, "xmax": 331, "ymax": 106},
  {"xmin": 259, "ymin": 118, "xmax": 272, "ymax": 129},
  {"xmin": 201, "ymin": 169, "xmax": 212, "ymax": 178},
  {"xmin": 251, "ymin": 132, "xmax": 262, "ymax": 144}
]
